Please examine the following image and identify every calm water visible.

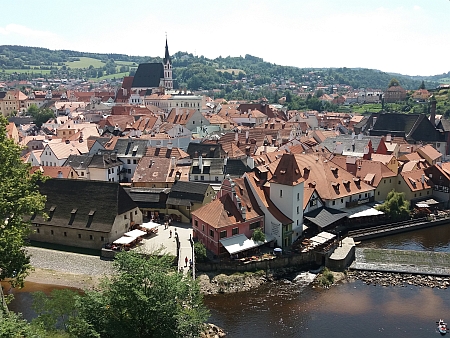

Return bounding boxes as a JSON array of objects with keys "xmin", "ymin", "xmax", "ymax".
[{"xmin": 5, "ymin": 223, "xmax": 450, "ymax": 337}]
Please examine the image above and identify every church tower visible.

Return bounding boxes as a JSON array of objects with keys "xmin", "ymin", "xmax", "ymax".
[{"xmin": 163, "ymin": 37, "xmax": 173, "ymax": 90}]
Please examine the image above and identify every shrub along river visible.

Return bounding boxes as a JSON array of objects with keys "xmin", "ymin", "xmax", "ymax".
[{"xmin": 5, "ymin": 222, "xmax": 450, "ymax": 337}]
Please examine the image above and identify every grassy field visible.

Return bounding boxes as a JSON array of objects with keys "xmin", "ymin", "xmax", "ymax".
[
  {"xmin": 216, "ymin": 68, "xmax": 246, "ymax": 74},
  {"xmin": 1, "ymin": 68, "xmax": 52, "ymax": 74},
  {"xmin": 115, "ymin": 60, "xmax": 137, "ymax": 66},
  {"xmin": 65, "ymin": 57, "xmax": 105, "ymax": 69},
  {"xmin": 89, "ymin": 71, "xmax": 129, "ymax": 82},
  {"xmin": 351, "ymin": 103, "xmax": 383, "ymax": 114}
]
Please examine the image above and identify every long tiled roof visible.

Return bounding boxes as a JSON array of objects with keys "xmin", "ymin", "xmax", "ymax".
[
  {"xmin": 131, "ymin": 63, "xmax": 163, "ymax": 88},
  {"xmin": 33, "ymin": 179, "xmax": 137, "ymax": 232}
]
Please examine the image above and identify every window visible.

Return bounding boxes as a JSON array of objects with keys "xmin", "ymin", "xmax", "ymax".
[
  {"xmin": 280, "ymin": 189, "xmax": 283, "ymax": 198},
  {"xmin": 378, "ymin": 191, "xmax": 380, "ymax": 196},
  {"xmin": 195, "ymin": 220, "xmax": 198, "ymax": 227},
  {"xmin": 220, "ymin": 230, "xmax": 227, "ymax": 238},
  {"xmin": 36, "ymin": 228, "xmax": 40, "ymax": 233},
  {"xmin": 232, "ymin": 227, "xmax": 239, "ymax": 235},
  {"xmin": 297, "ymin": 206, "xmax": 299, "ymax": 214},
  {"xmin": 90, "ymin": 235, "xmax": 93, "ymax": 240},
  {"xmin": 133, "ymin": 159, "xmax": 137, "ymax": 164},
  {"xmin": 51, "ymin": 230, "xmax": 54, "ymax": 235},
  {"xmin": 202, "ymin": 224, "xmax": 205, "ymax": 231},
  {"xmin": 249, "ymin": 222, "xmax": 259, "ymax": 230},
  {"xmin": 209, "ymin": 229, "xmax": 214, "ymax": 238},
  {"xmin": 332, "ymin": 200, "xmax": 335, "ymax": 205},
  {"xmin": 135, "ymin": 210, "xmax": 138, "ymax": 215},
  {"xmin": 390, "ymin": 179, "xmax": 392, "ymax": 183},
  {"xmin": 297, "ymin": 192, "xmax": 300, "ymax": 201},
  {"xmin": 200, "ymin": 175, "xmax": 204, "ymax": 181},
  {"xmin": 127, "ymin": 159, "xmax": 131, "ymax": 164},
  {"xmin": 384, "ymin": 180, "xmax": 386, "ymax": 184},
  {"xmin": 78, "ymin": 234, "xmax": 81, "ymax": 239},
  {"xmin": 81, "ymin": 172, "xmax": 84, "ymax": 176},
  {"xmin": 64, "ymin": 232, "xmax": 67, "ymax": 237},
  {"xmin": 398, "ymin": 180, "xmax": 401, "ymax": 185},
  {"xmin": 101, "ymin": 236, "xmax": 105, "ymax": 242},
  {"xmin": 124, "ymin": 214, "xmax": 127, "ymax": 220},
  {"xmin": 341, "ymin": 198, "xmax": 343, "ymax": 203},
  {"xmin": 194, "ymin": 175, "xmax": 198, "ymax": 181},
  {"xmin": 127, "ymin": 169, "xmax": 131, "ymax": 174}
]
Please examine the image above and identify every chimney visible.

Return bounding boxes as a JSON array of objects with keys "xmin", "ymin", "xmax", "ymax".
[
  {"xmin": 167, "ymin": 141, "xmax": 173, "ymax": 150},
  {"xmin": 241, "ymin": 206, "xmax": 246, "ymax": 221},
  {"xmin": 430, "ymin": 96, "xmax": 437, "ymax": 126},
  {"xmin": 245, "ymin": 130, "xmax": 249, "ymax": 143},
  {"xmin": 199, "ymin": 155, "xmax": 203, "ymax": 171},
  {"xmin": 170, "ymin": 156, "xmax": 176, "ymax": 168},
  {"xmin": 245, "ymin": 146, "xmax": 251, "ymax": 156},
  {"xmin": 57, "ymin": 171, "xmax": 63, "ymax": 178},
  {"xmin": 247, "ymin": 156, "xmax": 255, "ymax": 169},
  {"xmin": 235, "ymin": 131, "xmax": 238, "ymax": 142}
]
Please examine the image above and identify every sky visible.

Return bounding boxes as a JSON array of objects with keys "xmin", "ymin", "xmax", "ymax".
[{"xmin": 1, "ymin": 0, "xmax": 450, "ymax": 76}]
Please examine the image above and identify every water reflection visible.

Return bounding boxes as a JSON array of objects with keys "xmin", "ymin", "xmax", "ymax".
[
  {"xmin": 205, "ymin": 280, "xmax": 450, "ymax": 338},
  {"xmin": 1, "ymin": 282, "xmax": 79, "ymax": 321}
]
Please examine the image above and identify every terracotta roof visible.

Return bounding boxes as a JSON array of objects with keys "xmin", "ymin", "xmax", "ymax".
[
  {"xmin": 400, "ymin": 169, "xmax": 433, "ymax": 192},
  {"xmin": 330, "ymin": 156, "xmax": 396, "ymax": 187},
  {"xmin": 417, "ymin": 144, "xmax": 442, "ymax": 162},
  {"xmin": 30, "ymin": 166, "xmax": 76, "ymax": 179},
  {"xmin": 166, "ymin": 108, "xmax": 197, "ymax": 125},
  {"xmin": 191, "ymin": 193, "xmax": 242, "ymax": 229},
  {"xmin": 145, "ymin": 146, "xmax": 189, "ymax": 159},
  {"xmin": 270, "ymin": 154, "xmax": 304, "ymax": 186},
  {"xmin": 244, "ymin": 172, "xmax": 292, "ymax": 224}
]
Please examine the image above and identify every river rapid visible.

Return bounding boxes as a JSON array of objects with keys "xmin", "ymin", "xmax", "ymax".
[{"xmin": 5, "ymin": 222, "xmax": 450, "ymax": 337}]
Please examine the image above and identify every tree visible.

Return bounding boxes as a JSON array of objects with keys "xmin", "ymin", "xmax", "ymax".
[
  {"xmin": 0, "ymin": 116, "xmax": 46, "ymax": 287},
  {"xmin": 27, "ymin": 106, "xmax": 54, "ymax": 128},
  {"xmin": 388, "ymin": 78, "xmax": 400, "ymax": 88},
  {"xmin": 251, "ymin": 228, "xmax": 266, "ymax": 243},
  {"xmin": 419, "ymin": 80, "xmax": 426, "ymax": 90},
  {"xmin": 0, "ymin": 312, "xmax": 40, "ymax": 338},
  {"xmin": 74, "ymin": 251, "xmax": 209, "ymax": 338},
  {"xmin": 375, "ymin": 190, "xmax": 410, "ymax": 220},
  {"xmin": 194, "ymin": 242, "xmax": 207, "ymax": 262}
]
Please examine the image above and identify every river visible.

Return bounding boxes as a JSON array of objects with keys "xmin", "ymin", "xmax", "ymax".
[{"xmin": 5, "ymin": 222, "xmax": 450, "ymax": 337}]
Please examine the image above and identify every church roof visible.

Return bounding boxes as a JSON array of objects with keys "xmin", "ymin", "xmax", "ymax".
[
  {"xmin": 131, "ymin": 63, "xmax": 164, "ymax": 89},
  {"xmin": 164, "ymin": 38, "xmax": 171, "ymax": 64}
]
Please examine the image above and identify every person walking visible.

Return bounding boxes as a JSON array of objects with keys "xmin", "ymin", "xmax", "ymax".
[
  {"xmin": 169, "ymin": 230, "xmax": 172, "ymax": 238},
  {"xmin": 185, "ymin": 256, "xmax": 188, "ymax": 267}
]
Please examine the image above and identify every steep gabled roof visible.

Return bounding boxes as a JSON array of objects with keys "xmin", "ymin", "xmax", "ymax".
[
  {"xmin": 131, "ymin": 63, "xmax": 164, "ymax": 88},
  {"xmin": 270, "ymin": 153, "xmax": 304, "ymax": 186}
]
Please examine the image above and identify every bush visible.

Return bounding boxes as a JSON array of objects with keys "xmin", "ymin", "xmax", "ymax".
[
  {"xmin": 251, "ymin": 228, "xmax": 266, "ymax": 242},
  {"xmin": 317, "ymin": 268, "xmax": 334, "ymax": 287}
]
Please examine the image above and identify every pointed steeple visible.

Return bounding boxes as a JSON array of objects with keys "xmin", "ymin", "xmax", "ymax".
[{"xmin": 164, "ymin": 37, "xmax": 171, "ymax": 64}]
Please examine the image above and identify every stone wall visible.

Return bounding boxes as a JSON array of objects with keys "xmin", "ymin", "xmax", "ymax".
[{"xmin": 196, "ymin": 251, "xmax": 322, "ymax": 273}]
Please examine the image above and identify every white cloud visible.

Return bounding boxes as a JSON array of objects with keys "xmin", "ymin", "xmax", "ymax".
[
  {"xmin": 0, "ymin": 24, "xmax": 57, "ymax": 39},
  {"xmin": 413, "ymin": 5, "xmax": 421, "ymax": 11}
]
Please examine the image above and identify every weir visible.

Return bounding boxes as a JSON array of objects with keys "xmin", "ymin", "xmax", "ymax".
[{"xmin": 350, "ymin": 247, "xmax": 450, "ymax": 276}]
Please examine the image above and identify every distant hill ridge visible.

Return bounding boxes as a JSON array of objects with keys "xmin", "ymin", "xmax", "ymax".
[{"xmin": 0, "ymin": 44, "xmax": 447, "ymax": 90}]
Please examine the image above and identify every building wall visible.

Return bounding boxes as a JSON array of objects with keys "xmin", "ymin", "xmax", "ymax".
[
  {"xmin": 192, "ymin": 216, "xmax": 264, "ymax": 256},
  {"xmin": 374, "ymin": 178, "xmax": 397, "ymax": 201},
  {"xmin": 89, "ymin": 166, "xmax": 122, "ymax": 182},
  {"xmin": 269, "ymin": 181, "xmax": 304, "ymax": 242},
  {"xmin": 29, "ymin": 207, "xmax": 142, "ymax": 249}
]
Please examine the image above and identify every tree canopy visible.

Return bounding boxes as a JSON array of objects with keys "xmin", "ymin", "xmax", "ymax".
[
  {"xmin": 0, "ymin": 116, "xmax": 46, "ymax": 287},
  {"xmin": 388, "ymin": 78, "xmax": 400, "ymax": 88},
  {"xmin": 27, "ymin": 106, "xmax": 55, "ymax": 128},
  {"xmin": 375, "ymin": 190, "xmax": 410, "ymax": 220},
  {"xmin": 73, "ymin": 251, "xmax": 208, "ymax": 338}
]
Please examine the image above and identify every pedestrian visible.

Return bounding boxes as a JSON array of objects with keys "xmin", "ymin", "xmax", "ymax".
[
  {"xmin": 169, "ymin": 230, "xmax": 172, "ymax": 238},
  {"xmin": 189, "ymin": 259, "xmax": 193, "ymax": 269},
  {"xmin": 185, "ymin": 256, "xmax": 188, "ymax": 267}
]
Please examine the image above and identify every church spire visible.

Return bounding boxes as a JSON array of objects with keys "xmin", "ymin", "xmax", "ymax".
[{"xmin": 164, "ymin": 36, "xmax": 171, "ymax": 65}]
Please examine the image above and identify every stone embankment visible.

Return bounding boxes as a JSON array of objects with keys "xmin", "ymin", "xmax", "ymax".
[
  {"xmin": 347, "ymin": 270, "xmax": 450, "ymax": 289},
  {"xmin": 198, "ymin": 271, "xmax": 271, "ymax": 295}
]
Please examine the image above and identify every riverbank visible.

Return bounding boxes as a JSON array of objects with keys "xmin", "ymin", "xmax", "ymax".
[
  {"xmin": 347, "ymin": 270, "xmax": 450, "ymax": 288},
  {"xmin": 25, "ymin": 267, "xmax": 103, "ymax": 290}
]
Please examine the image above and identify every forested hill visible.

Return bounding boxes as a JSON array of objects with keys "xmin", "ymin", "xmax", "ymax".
[{"xmin": 0, "ymin": 45, "xmax": 447, "ymax": 90}]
